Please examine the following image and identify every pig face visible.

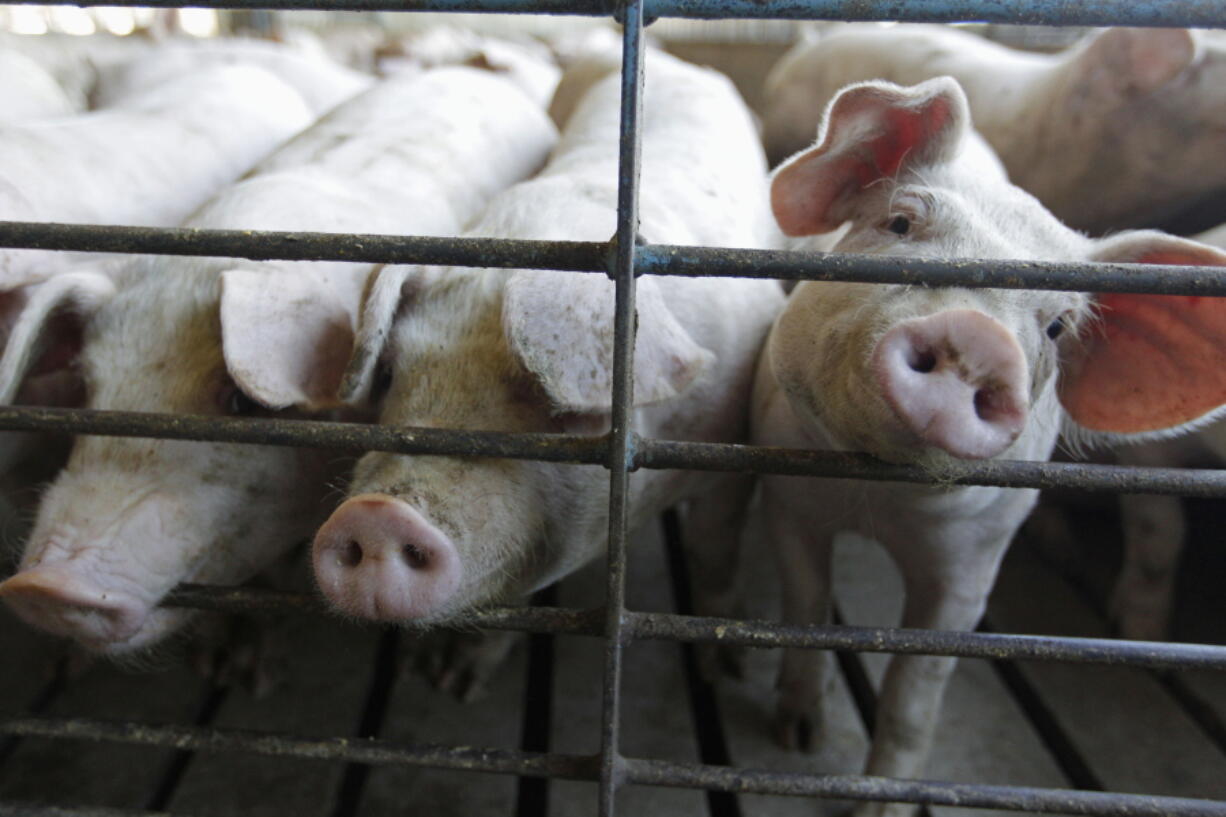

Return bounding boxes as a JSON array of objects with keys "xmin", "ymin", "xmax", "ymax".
[
  {"xmin": 769, "ymin": 77, "xmax": 1226, "ymax": 468},
  {"xmin": 0, "ymin": 263, "xmax": 361, "ymax": 653},
  {"xmin": 312, "ymin": 263, "xmax": 712, "ymax": 623}
]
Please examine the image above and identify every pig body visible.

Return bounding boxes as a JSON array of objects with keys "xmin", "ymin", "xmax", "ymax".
[
  {"xmin": 311, "ymin": 53, "xmax": 784, "ymax": 636},
  {"xmin": 0, "ymin": 68, "xmax": 558, "ymax": 654},
  {"xmin": 758, "ymin": 77, "xmax": 1226, "ymax": 817},
  {"xmin": 763, "ymin": 24, "xmax": 1226, "ymax": 233},
  {"xmin": 91, "ymin": 38, "xmax": 373, "ymax": 116},
  {"xmin": 0, "ymin": 65, "xmax": 314, "ymax": 288},
  {"xmin": 0, "ymin": 50, "xmax": 80, "ymax": 121}
]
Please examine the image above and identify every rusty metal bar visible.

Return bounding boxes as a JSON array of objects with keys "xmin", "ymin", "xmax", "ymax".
[
  {"xmin": 596, "ymin": 7, "xmax": 646, "ymax": 814},
  {"xmin": 4, "ymin": 222, "xmax": 1226, "ymax": 296},
  {"xmin": 2, "ymin": 717, "xmax": 1225, "ymax": 817},
  {"xmin": 0, "ymin": 805, "xmax": 175, "ymax": 817},
  {"xmin": 1, "ymin": 0, "xmax": 1225, "ymax": 27},
  {"xmin": 1, "ymin": 407, "xmax": 1221, "ymax": 497},
  {"xmin": 156, "ymin": 585, "xmax": 1226, "ymax": 672}
]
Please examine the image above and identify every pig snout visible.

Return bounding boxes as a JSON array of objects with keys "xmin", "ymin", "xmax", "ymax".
[
  {"xmin": 0, "ymin": 564, "xmax": 149, "ymax": 646},
  {"xmin": 872, "ymin": 309, "xmax": 1029, "ymax": 459},
  {"xmin": 312, "ymin": 494, "xmax": 462, "ymax": 621}
]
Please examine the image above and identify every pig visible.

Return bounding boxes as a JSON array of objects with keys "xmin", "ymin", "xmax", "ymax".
[
  {"xmin": 762, "ymin": 23, "xmax": 1226, "ymax": 233},
  {"xmin": 0, "ymin": 50, "xmax": 80, "ymax": 121},
  {"xmin": 91, "ymin": 38, "xmax": 373, "ymax": 116},
  {"xmin": 0, "ymin": 67, "xmax": 558, "ymax": 655},
  {"xmin": 0, "ymin": 64, "xmax": 315, "ymax": 289},
  {"xmin": 309, "ymin": 52, "xmax": 784, "ymax": 687},
  {"xmin": 375, "ymin": 25, "xmax": 561, "ymax": 110},
  {"xmin": 757, "ymin": 76, "xmax": 1226, "ymax": 817},
  {"xmin": 1103, "ymin": 221, "xmax": 1226, "ymax": 641}
]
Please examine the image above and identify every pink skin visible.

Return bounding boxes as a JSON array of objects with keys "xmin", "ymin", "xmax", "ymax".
[
  {"xmin": 872, "ymin": 309, "xmax": 1029, "ymax": 459},
  {"xmin": 0, "ymin": 564, "xmax": 148, "ymax": 646},
  {"xmin": 313, "ymin": 493, "xmax": 463, "ymax": 621}
]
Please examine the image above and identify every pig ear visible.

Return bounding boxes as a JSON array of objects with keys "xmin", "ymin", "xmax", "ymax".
[
  {"xmin": 0, "ymin": 270, "xmax": 115, "ymax": 405},
  {"xmin": 220, "ymin": 269, "xmax": 357, "ymax": 410},
  {"xmin": 1073, "ymin": 28, "xmax": 1199, "ymax": 97},
  {"xmin": 1059, "ymin": 232, "xmax": 1226, "ymax": 440},
  {"xmin": 338, "ymin": 265, "xmax": 436, "ymax": 405},
  {"xmin": 770, "ymin": 77, "xmax": 969, "ymax": 237},
  {"xmin": 504, "ymin": 270, "xmax": 714, "ymax": 413}
]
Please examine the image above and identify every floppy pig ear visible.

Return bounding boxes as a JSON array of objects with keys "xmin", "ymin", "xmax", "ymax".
[
  {"xmin": 504, "ymin": 270, "xmax": 714, "ymax": 413},
  {"xmin": 1059, "ymin": 232, "xmax": 1226, "ymax": 439},
  {"xmin": 338, "ymin": 265, "xmax": 437, "ymax": 405},
  {"xmin": 1073, "ymin": 28, "xmax": 1199, "ymax": 97},
  {"xmin": 0, "ymin": 270, "xmax": 115, "ymax": 405},
  {"xmin": 220, "ymin": 269, "xmax": 357, "ymax": 411},
  {"xmin": 770, "ymin": 76, "xmax": 969, "ymax": 237}
]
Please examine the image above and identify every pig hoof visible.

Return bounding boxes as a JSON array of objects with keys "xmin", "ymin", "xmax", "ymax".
[
  {"xmin": 773, "ymin": 707, "xmax": 819, "ymax": 753},
  {"xmin": 191, "ymin": 615, "xmax": 286, "ymax": 698},
  {"xmin": 412, "ymin": 630, "xmax": 522, "ymax": 703}
]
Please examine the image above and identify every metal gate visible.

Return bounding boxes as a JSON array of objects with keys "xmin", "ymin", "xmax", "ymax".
[{"xmin": 2, "ymin": 1, "xmax": 1226, "ymax": 815}]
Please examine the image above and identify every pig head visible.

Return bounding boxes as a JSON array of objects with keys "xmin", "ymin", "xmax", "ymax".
[{"xmin": 0, "ymin": 263, "xmax": 361, "ymax": 653}]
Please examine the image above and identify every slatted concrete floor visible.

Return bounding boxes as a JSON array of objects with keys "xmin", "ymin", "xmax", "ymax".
[{"xmin": 1, "ymin": 491, "xmax": 1223, "ymax": 817}]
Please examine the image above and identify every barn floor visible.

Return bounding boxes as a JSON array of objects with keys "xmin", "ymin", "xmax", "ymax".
[{"xmin": 0, "ymin": 490, "xmax": 1223, "ymax": 817}]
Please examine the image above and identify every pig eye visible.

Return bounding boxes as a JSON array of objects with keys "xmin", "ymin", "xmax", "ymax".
[
  {"xmin": 1045, "ymin": 318, "xmax": 1066, "ymax": 340},
  {"xmin": 219, "ymin": 382, "xmax": 261, "ymax": 416},
  {"xmin": 885, "ymin": 215, "xmax": 911, "ymax": 236}
]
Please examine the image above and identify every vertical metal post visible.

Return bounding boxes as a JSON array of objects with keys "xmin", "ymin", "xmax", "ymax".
[{"xmin": 597, "ymin": 3, "xmax": 646, "ymax": 815}]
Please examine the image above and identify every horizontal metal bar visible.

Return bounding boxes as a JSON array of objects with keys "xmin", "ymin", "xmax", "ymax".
[
  {"xmin": 622, "ymin": 758, "xmax": 1226, "ymax": 816},
  {"xmin": 1, "ymin": 407, "xmax": 1222, "ymax": 497},
  {"xmin": 2, "ymin": 717, "xmax": 1223, "ymax": 817},
  {"xmin": 635, "ymin": 439, "xmax": 1226, "ymax": 497},
  {"xmin": 0, "ymin": 0, "xmax": 1223, "ymax": 26},
  {"xmin": 636, "ymin": 245, "xmax": 1226, "ymax": 296},
  {"xmin": 0, "ymin": 717, "xmax": 595, "ymax": 779},
  {"xmin": 157, "ymin": 585, "xmax": 1226, "ymax": 671},
  {"xmin": 0, "ymin": 222, "xmax": 606, "ymax": 274},
  {"xmin": 4, "ymin": 222, "xmax": 1226, "ymax": 296}
]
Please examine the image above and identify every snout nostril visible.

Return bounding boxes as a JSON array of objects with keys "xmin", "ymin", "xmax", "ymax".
[
  {"xmin": 908, "ymin": 348, "xmax": 937, "ymax": 374},
  {"xmin": 974, "ymin": 387, "xmax": 1003, "ymax": 421},
  {"xmin": 402, "ymin": 543, "xmax": 430, "ymax": 570},
  {"xmin": 341, "ymin": 541, "xmax": 363, "ymax": 568}
]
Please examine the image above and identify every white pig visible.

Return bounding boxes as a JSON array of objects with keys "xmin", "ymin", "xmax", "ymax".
[
  {"xmin": 1104, "ymin": 221, "xmax": 1226, "ymax": 641},
  {"xmin": 310, "ymin": 53, "xmax": 783, "ymax": 667},
  {"xmin": 762, "ymin": 24, "xmax": 1226, "ymax": 233},
  {"xmin": 0, "ymin": 50, "xmax": 80, "ymax": 121},
  {"xmin": 0, "ymin": 67, "xmax": 558, "ymax": 655},
  {"xmin": 0, "ymin": 64, "xmax": 314, "ymax": 289},
  {"xmin": 91, "ymin": 38, "xmax": 373, "ymax": 116},
  {"xmin": 758, "ymin": 77, "xmax": 1226, "ymax": 817}
]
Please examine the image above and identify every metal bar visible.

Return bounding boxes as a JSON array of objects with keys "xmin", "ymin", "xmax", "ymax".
[
  {"xmin": 5, "ymin": 222, "xmax": 1226, "ymax": 297},
  {"xmin": 0, "ymin": 222, "xmax": 605, "ymax": 274},
  {"xmin": 3, "ymin": 718, "xmax": 1226, "ymax": 817},
  {"xmin": 597, "ymin": 8, "xmax": 646, "ymax": 815},
  {"xmin": 157, "ymin": 585, "xmax": 1226, "ymax": 672},
  {"xmin": 1, "ymin": 407, "xmax": 1222, "ymax": 497},
  {"xmin": 0, "ymin": 0, "xmax": 1223, "ymax": 26},
  {"xmin": 621, "ymin": 758, "xmax": 1226, "ymax": 816}
]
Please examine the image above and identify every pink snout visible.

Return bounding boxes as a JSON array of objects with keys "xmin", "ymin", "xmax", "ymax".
[
  {"xmin": 872, "ymin": 309, "xmax": 1029, "ymax": 459},
  {"xmin": 0, "ymin": 564, "xmax": 149, "ymax": 647},
  {"xmin": 312, "ymin": 493, "xmax": 462, "ymax": 621}
]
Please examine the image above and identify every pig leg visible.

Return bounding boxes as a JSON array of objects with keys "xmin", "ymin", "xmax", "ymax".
[
  {"xmin": 1111, "ymin": 493, "xmax": 1184, "ymax": 642},
  {"xmin": 770, "ymin": 491, "xmax": 838, "ymax": 752},
  {"xmin": 856, "ymin": 536, "xmax": 1009, "ymax": 817},
  {"xmin": 681, "ymin": 473, "xmax": 755, "ymax": 680},
  {"xmin": 411, "ymin": 628, "xmax": 524, "ymax": 703},
  {"xmin": 1110, "ymin": 442, "xmax": 1186, "ymax": 641}
]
